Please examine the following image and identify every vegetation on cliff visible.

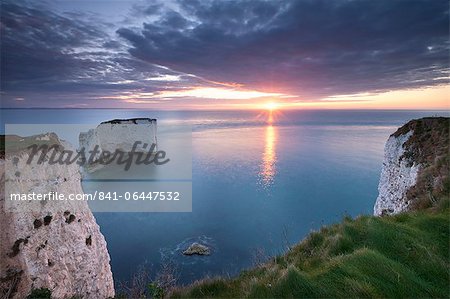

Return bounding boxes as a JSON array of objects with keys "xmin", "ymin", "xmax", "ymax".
[{"xmin": 394, "ymin": 117, "xmax": 450, "ymax": 211}]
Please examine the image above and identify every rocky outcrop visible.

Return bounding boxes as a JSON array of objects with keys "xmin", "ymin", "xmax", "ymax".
[
  {"xmin": 374, "ymin": 117, "xmax": 450, "ymax": 216},
  {"xmin": 373, "ymin": 131, "xmax": 420, "ymax": 215},
  {"xmin": 182, "ymin": 243, "xmax": 211, "ymax": 256},
  {"xmin": 79, "ymin": 118, "xmax": 157, "ymax": 170},
  {"xmin": 0, "ymin": 133, "xmax": 114, "ymax": 298}
]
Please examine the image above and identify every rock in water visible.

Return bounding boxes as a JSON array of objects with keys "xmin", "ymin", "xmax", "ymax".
[
  {"xmin": 182, "ymin": 243, "xmax": 211, "ymax": 256},
  {"xmin": 0, "ymin": 133, "xmax": 115, "ymax": 298}
]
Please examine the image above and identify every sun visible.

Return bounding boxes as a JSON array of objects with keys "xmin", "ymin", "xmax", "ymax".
[{"xmin": 264, "ymin": 102, "xmax": 279, "ymax": 111}]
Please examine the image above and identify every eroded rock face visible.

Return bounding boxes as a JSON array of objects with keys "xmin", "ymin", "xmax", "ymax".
[
  {"xmin": 182, "ymin": 243, "xmax": 210, "ymax": 256},
  {"xmin": 374, "ymin": 131, "xmax": 420, "ymax": 216},
  {"xmin": 0, "ymin": 133, "xmax": 114, "ymax": 298}
]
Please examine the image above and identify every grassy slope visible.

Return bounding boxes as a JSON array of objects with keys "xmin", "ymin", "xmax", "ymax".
[
  {"xmin": 173, "ymin": 202, "xmax": 449, "ymax": 298},
  {"xmin": 173, "ymin": 118, "xmax": 450, "ymax": 298}
]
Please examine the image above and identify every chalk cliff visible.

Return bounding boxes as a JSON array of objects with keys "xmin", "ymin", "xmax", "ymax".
[
  {"xmin": 79, "ymin": 118, "xmax": 157, "ymax": 169},
  {"xmin": 0, "ymin": 133, "xmax": 114, "ymax": 298},
  {"xmin": 374, "ymin": 117, "xmax": 450, "ymax": 216}
]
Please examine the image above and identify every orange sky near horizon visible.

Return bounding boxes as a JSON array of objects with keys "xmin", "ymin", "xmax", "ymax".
[
  {"xmin": 179, "ymin": 85, "xmax": 450, "ymax": 111},
  {"xmin": 299, "ymin": 85, "xmax": 450, "ymax": 110},
  {"xmin": 84, "ymin": 84, "xmax": 450, "ymax": 110}
]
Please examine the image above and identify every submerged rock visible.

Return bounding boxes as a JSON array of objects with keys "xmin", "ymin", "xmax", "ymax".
[{"xmin": 182, "ymin": 242, "xmax": 210, "ymax": 256}]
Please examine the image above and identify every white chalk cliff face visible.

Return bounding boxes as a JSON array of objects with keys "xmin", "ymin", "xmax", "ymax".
[
  {"xmin": 374, "ymin": 130, "xmax": 420, "ymax": 216},
  {"xmin": 0, "ymin": 133, "xmax": 114, "ymax": 298},
  {"xmin": 79, "ymin": 118, "xmax": 157, "ymax": 168}
]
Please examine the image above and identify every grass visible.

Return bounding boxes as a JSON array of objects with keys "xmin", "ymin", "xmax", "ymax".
[{"xmin": 172, "ymin": 200, "xmax": 449, "ymax": 298}]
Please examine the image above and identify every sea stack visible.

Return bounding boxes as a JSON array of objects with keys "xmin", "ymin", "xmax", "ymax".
[{"xmin": 79, "ymin": 118, "xmax": 157, "ymax": 171}]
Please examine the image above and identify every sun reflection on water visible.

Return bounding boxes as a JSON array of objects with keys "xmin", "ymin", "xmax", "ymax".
[
  {"xmin": 267, "ymin": 111, "xmax": 274, "ymax": 124},
  {"xmin": 259, "ymin": 121, "xmax": 278, "ymax": 190}
]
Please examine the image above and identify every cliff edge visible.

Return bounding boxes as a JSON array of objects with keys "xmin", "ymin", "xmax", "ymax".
[
  {"xmin": 374, "ymin": 117, "xmax": 449, "ymax": 216},
  {"xmin": 0, "ymin": 133, "xmax": 114, "ymax": 298}
]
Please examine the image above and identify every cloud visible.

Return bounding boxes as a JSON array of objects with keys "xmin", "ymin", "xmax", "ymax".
[
  {"xmin": 0, "ymin": 0, "xmax": 204, "ymax": 106},
  {"xmin": 1, "ymin": 0, "xmax": 448, "ymax": 107},
  {"xmin": 117, "ymin": 0, "xmax": 449, "ymax": 99},
  {"xmin": 1, "ymin": 1, "xmax": 104, "ymax": 85}
]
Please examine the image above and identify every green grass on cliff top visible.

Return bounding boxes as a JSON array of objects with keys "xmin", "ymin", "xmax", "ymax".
[{"xmin": 172, "ymin": 200, "xmax": 450, "ymax": 298}]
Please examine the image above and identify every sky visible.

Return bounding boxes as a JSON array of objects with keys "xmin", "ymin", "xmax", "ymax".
[{"xmin": 1, "ymin": 0, "xmax": 449, "ymax": 109}]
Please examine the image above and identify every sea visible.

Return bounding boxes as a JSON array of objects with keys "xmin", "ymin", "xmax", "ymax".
[{"xmin": 1, "ymin": 109, "xmax": 448, "ymax": 287}]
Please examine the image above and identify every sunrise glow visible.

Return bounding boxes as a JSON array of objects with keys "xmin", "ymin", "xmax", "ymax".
[
  {"xmin": 158, "ymin": 87, "xmax": 285, "ymax": 100},
  {"xmin": 97, "ymin": 87, "xmax": 294, "ymax": 104},
  {"xmin": 264, "ymin": 102, "xmax": 280, "ymax": 111}
]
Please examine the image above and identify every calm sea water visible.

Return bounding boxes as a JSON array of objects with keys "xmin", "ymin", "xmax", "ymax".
[{"xmin": 1, "ymin": 109, "xmax": 448, "ymax": 286}]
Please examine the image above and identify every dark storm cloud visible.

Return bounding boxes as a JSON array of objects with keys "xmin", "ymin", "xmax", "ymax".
[
  {"xmin": 117, "ymin": 0, "xmax": 449, "ymax": 98},
  {"xmin": 1, "ymin": 1, "xmax": 104, "ymax": 85},
  {"xmin": 0, "ymin": 0, "xmax": 200, "ymax": 106}
]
